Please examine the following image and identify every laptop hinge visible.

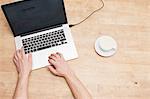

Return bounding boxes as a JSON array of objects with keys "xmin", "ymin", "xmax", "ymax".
[{"xmin": 20, "ymin": 24, "xmax": 63, "ymax": 37}]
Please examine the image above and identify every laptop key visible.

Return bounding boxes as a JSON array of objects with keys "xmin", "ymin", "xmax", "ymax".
[{"xmin": 22, "ymin": 29, "xmax": 67, "ymax": 54}]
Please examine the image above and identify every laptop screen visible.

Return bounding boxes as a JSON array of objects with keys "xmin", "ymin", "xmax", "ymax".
[{"xmin": 2, "ymin": 0, "xmax": 67, "ymax": 37}]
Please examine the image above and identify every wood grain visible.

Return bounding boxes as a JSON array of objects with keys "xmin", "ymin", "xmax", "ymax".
[{"xmin": 0, "ymin": 0, "xmax": 150, "ymax": 99}]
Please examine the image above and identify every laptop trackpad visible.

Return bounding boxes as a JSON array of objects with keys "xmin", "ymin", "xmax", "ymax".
[
  {"xmin": 32, "ymin": 49, "xmax": 50, "ymax": 70},
  {"xmin": 31, "ymin": 44, "xmax": 77, "ymax": 70}
]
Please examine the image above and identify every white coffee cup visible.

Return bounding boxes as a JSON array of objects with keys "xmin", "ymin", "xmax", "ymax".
[
  {"xmin": 95, "ymin": 35, "xmax": 117, "ymax": 57},
  {"xmin": 99, "ymin": 36, "xmax": 116, "ymax": 52}
]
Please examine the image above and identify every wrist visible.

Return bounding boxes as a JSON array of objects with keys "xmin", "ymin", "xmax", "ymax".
[
  {"xmin": 18, "ymin": 72, "xmax": 30, "ymax": 79},
  {"xmin": 64, "ymin": 70, "xmax": 75, "ymax": 79}
]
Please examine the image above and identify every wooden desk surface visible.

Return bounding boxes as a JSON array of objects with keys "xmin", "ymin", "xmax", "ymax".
[{"xmin": 0, "ymin": 0, "xmax": 150, "ymax": 99}]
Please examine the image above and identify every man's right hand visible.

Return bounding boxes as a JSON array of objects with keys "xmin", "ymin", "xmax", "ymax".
[
  {"xmin": 47, "ymin": 52, "xmax": 74, "ymax": 77},
  {"xmin": 48, "ymin": 53, "xmax": 92, "ymax": 99}
]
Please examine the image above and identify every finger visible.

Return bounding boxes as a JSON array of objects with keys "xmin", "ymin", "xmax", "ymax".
[
  {"xmin": 28, "ymin": 53, "xmax": 32, "ymax": 64},
  {"xmin": 14, "ymin": 54, "xmax": 18, "ymax": 61},
  {"xmin": 13, "ymin": 58, "xmax": 19, "ymax": 69},
  {"xmin": 49, "ymin": 55, "xmax": 57, "ymax": 61},
  {"xmin": 56, "ymin": 52, "xmax": 63, "ymax": 57},
  {"xmin": 48, "ymin": 53, "xmax": 54, "ymax": 57},
  {"xmin": 16, "ymin": 50, "xmax": 22, "ymax": 59},
  {"xmin": 54, "ymin": 53, "xmax": 60, "ymax": 58},
  {"xmin": 48, "ymin": 58, "xmax": 55, "ymax": 62},
  {"xmin": 14, "ymin": 51, "xmax": 17, "ymax": 59},
  {"xmin": 48, "ymin": 60, "xmax": 52, "ymax": 66},
  {"xmin": 13, "ymin": 58, "xmax": 17, "ymax": 65},
  {"xmin": 48, "ymin": 59, "xmax": 56, "ymax": 66},
  {"xmin": 48, "ymin": 66, "xmax": 59, "ymax": 75},
  {"xmin": 21, "ymin": 47, "xmax": 25, "ymax": 58},
  {"xmin": 56, "ymin": 52, "xmax": 64, "ymax": 59},
  {"xmin": 19, "ymin": 49, "xmax": 23, "ymax": 59},
  {"xmin": 51, "ymin": 53, "xmax": 57, "ymax": 57}
]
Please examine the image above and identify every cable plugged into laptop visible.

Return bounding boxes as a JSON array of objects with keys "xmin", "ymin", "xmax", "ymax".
[
  {"xmin": 69, "ymin": 24, "xmax": 75, "ymax": 28},
  {"xmin": 69, "ymin": 0, "xmax": 104, "ymax": 28}
]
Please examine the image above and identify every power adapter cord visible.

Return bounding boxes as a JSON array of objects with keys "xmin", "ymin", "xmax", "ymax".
[{"xmin": 69, "ymin": 0, "xmax": 104, "ymax": 28}]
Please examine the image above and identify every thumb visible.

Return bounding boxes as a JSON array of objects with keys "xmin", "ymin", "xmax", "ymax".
[{"xmin": 48, "ymin": 66, "xmax": 59, "ymax": 75}]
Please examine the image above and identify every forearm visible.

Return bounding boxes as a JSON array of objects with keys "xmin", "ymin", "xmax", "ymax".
[
  {"xmin": 13, "ymin": 75, "xmax": 29, "ymax": 99},
  {"xmin": 64, "ymin": 72, "xmax": 92, "ymax": 99}
]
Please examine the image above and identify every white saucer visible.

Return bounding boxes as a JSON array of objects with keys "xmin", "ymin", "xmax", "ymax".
[{"xmin": 95, "ymin": 36, "xmax": 117, "ymax": 57}]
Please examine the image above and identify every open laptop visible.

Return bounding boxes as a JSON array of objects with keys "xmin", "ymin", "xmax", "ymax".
[{"xmin": 1, "ymin": 0, "xmax": 78, "ymax": 70}]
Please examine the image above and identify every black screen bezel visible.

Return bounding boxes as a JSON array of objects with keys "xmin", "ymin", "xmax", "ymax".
[{"xmin": 1, "ymin": 0, "xmax": 68, "ymax": 37}]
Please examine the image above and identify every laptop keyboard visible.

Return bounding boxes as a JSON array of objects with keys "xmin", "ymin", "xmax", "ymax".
[{"xmin": 22, "ymin": 29, "xmax": 67, "ymax": 54}]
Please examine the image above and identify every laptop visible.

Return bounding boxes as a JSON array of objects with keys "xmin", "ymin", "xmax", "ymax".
[{"xmin": 1, "ymin": 0, "xmax": 78, "ymax": 70}]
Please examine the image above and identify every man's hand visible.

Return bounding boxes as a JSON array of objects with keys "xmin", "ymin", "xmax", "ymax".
[
  {"xmin": 13, "ymin": 48, "xmax": 32, "ymax": 78},
  {"xmin": 48, "ymin": 53, "xmax": 92, "ymax": 99},
  {"xmin": 13, "ymin": 48, "xmax": 32, "ymax": 99},
  {"xmin": 48, "ymin": 52, "xmax": 73, "ymax": 77}
]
